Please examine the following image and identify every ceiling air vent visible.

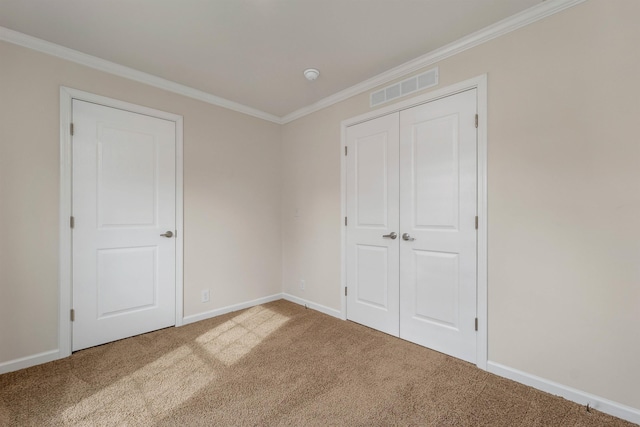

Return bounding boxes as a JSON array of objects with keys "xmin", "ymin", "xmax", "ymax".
[{"xmin": 370, "ymin": 67, "xmax": 439, "ymax": 108}]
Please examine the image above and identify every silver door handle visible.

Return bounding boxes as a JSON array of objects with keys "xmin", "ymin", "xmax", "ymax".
[
  {"xmin": 382, "ymin": 232, "xmax": 397, "ymax": 239},
  {"xmin": 160, "ymin": 231, "xmax": 174, "ymax": 238},
  {"xmin": 402, "ymin": 233, "xmax": 415, "ymax": 241}
]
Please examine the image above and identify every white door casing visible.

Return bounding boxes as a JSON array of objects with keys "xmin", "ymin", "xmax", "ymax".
[
  {"xmin": 399, "ymin": 89, "xmax": 478, "ymax": 363},
  {"xmin": 345, "ymin": 113, "xmax": 400, "ymax": 336},
  {"xmin": 71, "ymin": 98, "xmax": 178, "ymax": 351},
  {"xmin": 344, "ymin": 83, "xmax": 481, "ymax": 365}
]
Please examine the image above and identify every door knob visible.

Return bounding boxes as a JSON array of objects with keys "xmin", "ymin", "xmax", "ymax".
[
  {"xmin": 402, "ymin": 233, "xmax": 415, "ymax": 241},
  {"xmin": 382, "ymin": 232, "xmax": 398, "ymax": 239},
  {"xmin": 160, "ymin": 231, "xmax": 174, "ymax": 238}
]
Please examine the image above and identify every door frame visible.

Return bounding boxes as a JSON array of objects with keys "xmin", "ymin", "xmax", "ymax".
[
  {"xmin": 58, "ymin": 87, "xmax": 184, "ymax": 357},
  {"xmin": 340, "ymin": 74, "xmax": 488, "ymax": 370}
]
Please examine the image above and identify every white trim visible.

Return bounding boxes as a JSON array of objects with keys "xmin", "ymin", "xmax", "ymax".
[
  {"xmin": 0, "ymin": 350, "xmax": 62, "ymax": 375},
  {"xmin": 174, "ymin": 119, "xmax": 185, "ymax": 327},
  {"xmin": 182, "ymin": 294, "xmax": 283, "ymax": 325},
  {"xmin": 475, "ymin": 75, "xmax": 488, "ymax": 371},
  {"xmin": 59, "ymin": 86, "xmax": 185, "ymax": 354},
  {"xmin": 281, "ymin": 293, "xmax": 342, "ymax": 319},
  {"xmin": 281, "ymin": 0, "xmax": 585, "ymax": 123},
  {"xmin": 487, "ymin": 361, "xmax": 640, "ymax": 425},
  {"xmin": 0, "ymin": 27, "xmax": 281, "ymax": 124},
  {"xmin": 339, "ymin": 124, "xmax": 348, "ymax": 322},
  {"xmin": 59, "ymin": 89, "xmax": 73, "ymax": 360},
  {"xmin": 2, "ymin": 0, "xmax": 583, "ymax": 125},
  {"xmin": 340, "ymin": 75, "xmax": 488, "ymax": 370}
]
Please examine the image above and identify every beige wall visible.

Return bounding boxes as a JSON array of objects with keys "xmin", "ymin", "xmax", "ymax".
[
  {"xmin": 281, "ymin": 0, "xmax": 640, "ymax": 409},
  {"xmin": 0, "ymin": 41, "xmax": 282, "ymax": 363}
]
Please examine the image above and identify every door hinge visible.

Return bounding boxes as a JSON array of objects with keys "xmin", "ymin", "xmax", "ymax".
[
  {"xmin": 475, "ymin": 317, "xmax": 478, "ymax": 331},
  {"xmin": 475, "ymin": 216, "xmax": 478, "ymax": 230},
  {"xmin": 345, "ymin": 216, "xmax": 348, "ymax": 226},
  {"xmin": 70, "ymin": 309, "xmax": 75, "ymax": 322},
  {"xmin": 475, "ymin": 114, "xmax": 478, "ymax": 129},
  {"xmin": 345, "ymin": 287, "xmax": 348, "ymax": 296},
  {"xmin": 345, "ymin": 146, "xmax": 348, "ymax": 156},
  {"xmin": 70, "ymin": 216, "xmax": 75, "ymax": 228},
  {"xmin": 70, "ymin": 123, "xmax": 74, "ymax": 136}
]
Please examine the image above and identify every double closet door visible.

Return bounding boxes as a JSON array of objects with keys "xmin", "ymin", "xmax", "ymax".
[{"xmin": 345, "ymin": 89, "xmax": 478, "ymax": 363}]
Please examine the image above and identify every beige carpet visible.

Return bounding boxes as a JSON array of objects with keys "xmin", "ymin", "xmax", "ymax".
[{"xmin": 0, "ymin": 300, "xmax": 635, "ymax": 426}]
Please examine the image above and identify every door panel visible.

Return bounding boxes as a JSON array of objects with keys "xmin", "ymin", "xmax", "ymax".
[
  {"xmin": 413, "ymin": 250, "xmax": 459, "ymax": 328},
  {"xmin": 346, "ymin": 113, "xmax": 400, "ymax": 336},
  {"xmin": 412, "ymin": 114, "xmax": 459, "ymax": 229},
  {"xmin": 355, "ymin": 245, "xmax": 389, "ymax": 308},
  {"xmin": 97, "ymin": 246, "xmax": 157, "ymax": 317},
  {"xmin": 399, "ymin": 89, "xmax": 477, "ymax": 363},
  {"xmin": 98, "ymin": 126, "xmax": 157, "ymax": 226},
  {"xmin": 72, "ymin": 99, "xmax": 176, "ymax": 351},
  {"xmin": 356, "ymin": 133, "xmax": 389, "ymax": 226}
]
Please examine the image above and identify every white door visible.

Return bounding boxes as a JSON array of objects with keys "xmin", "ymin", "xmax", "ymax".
[
  {"xmin": 72, "ymin": 100, "xmax": 177, "ymax": 351},
  {"xmin": 399, "ymin": 89, "xmax": 478, "ymax": 363},
  {"xmin": 345, "ymin": 113, "xmax": 400, "ymax": 336},
  {"xmin": 345, "ymin": 89, "xmax": 477, "ymax": 363}
]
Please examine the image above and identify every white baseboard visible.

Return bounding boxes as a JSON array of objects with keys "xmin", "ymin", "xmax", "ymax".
[
  {"xmin": 0, "ymin": 292, "xmax": 315, "ymax": 374},
  {"xmin": 487, "ymin": 361, "xmax": 640, "ymax": 425},
  {"xmin": 181, "ymin": 293, "xmax": 283, "ymax": 325},
  {"xmin": 0, "ymin": 349, "xmax": 62, "ymax": 375},
  {"xmin": 281, "ymin": 293, "xmax": 342, "ymax": 319},
  {"xmin": 182, "ymin": 293, "xmax": 342, "ymax": 325}
]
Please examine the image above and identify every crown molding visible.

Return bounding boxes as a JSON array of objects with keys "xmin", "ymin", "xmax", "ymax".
[
  {"xmin": 1, "ymin": 0, "xmax": 585, "ymax": 125},
  {"xmin": 0, "ymin": 26, "xmax": 283, "ymax": 124},
  {"xmin": 280, "ymin": 0, "xmax": 586, "ymax": 124}
]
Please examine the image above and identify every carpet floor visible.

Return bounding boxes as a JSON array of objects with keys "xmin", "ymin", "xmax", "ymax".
[{"xmin": 0, "ymin": 299, "xmax": 635, "ymax": 426}]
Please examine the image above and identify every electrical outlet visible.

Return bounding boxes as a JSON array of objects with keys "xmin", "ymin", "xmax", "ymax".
[
  {"xmin": 299, "ymin": 280, "xmax": 305, "ymax": 290},
  {"xmin": 201, "ymin": 289, "xmax": 210, "ymax": 303}
]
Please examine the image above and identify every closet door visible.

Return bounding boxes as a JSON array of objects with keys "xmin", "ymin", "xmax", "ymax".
[
  {"xmin": 345, "ymin": 113, "xmax": 400, "ymax": 336},
  {"xmin": 398, "ymin": 89, "xmax": 478, "ymax": 363}
]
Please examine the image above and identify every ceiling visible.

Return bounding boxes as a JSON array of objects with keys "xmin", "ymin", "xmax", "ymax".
[{"xmin": 0, "ymin": 0, "xmax": 542, "ymax": 118}]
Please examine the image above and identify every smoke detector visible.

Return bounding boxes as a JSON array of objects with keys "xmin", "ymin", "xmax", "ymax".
[{"xmin": 303, "ymin": 68, "xmax": 320, "ymax": 81}]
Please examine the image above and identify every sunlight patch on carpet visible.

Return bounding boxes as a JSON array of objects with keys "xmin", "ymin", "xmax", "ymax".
[
  {"xmin": 195, "ymin": 306, "xmax": 289, "ymax": 366},
  {"xmin": 60, "ymin": 344, "xmax": 215, "ymax": 424}
]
